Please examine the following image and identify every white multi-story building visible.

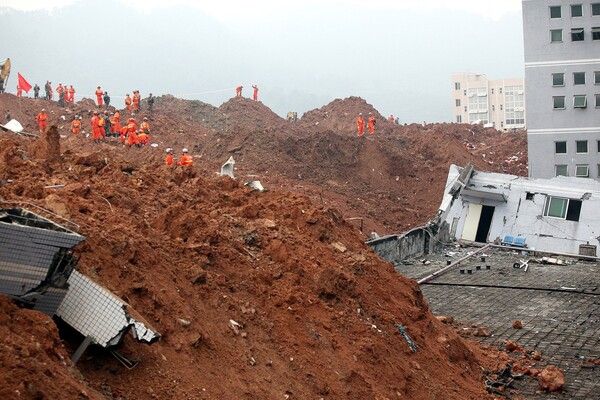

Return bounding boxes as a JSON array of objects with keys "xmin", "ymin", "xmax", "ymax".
[
  {"xmin": 451, "ymin": 72, "xmax": 526, "ymax": 130},
  {"xmin": 523, "ymin": 0, "xmax": 600, "ymax": 179}
]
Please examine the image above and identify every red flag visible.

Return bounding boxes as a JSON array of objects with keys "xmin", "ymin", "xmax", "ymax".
[{"xmin": 18, "ymin": 73, "xmax": 32, "ymax": 93}]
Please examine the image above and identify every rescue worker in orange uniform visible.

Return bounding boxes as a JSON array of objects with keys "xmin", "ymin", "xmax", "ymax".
[
  {"xmin": 91, "ymin": 111, "xmax": 102, "ymax": 143},
  {"xmin": 126, "ymin": 129, "xmax": 140, "ymax": 147},
  {"xmin": 125, "ymin": 94, "xmax": 132, "ymax": 111},
  {"xmin": 138, "ymin": 129, "xmax": 150, "ymax": 145},
  {"xmin": 56, "ymin": 83, "xmax": 65, "ymax": 107},
  {"xmin": 97, "ymin": 111, "xmax": 106, "ymax": 138},
  {"xmin": 178, "ymin": 148, "xmax": 193, "ymax": 167},
  {"xmin": 111, "ymin": 111, "xmax": 122, "ymax": 136},
  {"xmin": 16, "ymin": 84, "xmax": 22, "ymax": 97},
  {"xmin": 367, "ymin": 113, "xmax": 376, "ymax": 134},
  {"xmin": 95, "ymin": 86, "xmax": 104, "ymax": 107},
  {"xmin": 35, "ymin": 109, "xmax": 48, "ymax": 131},
  {"xmin": 71, "ymin": 116, "xmax": 82, "ymax": 135},
  {"xmin": 252, "ymin": 85, "xmax": 258, "ymax": 101},
  {"xmin": 140, "ymin": 117, "xmax": 150, "ymax": 135},
  {"xmin": 356, "ymin": 113, "xmax": 365, "ymax": 136},
  {"xmin": 68, "ymin": 85, "xmax": 75, "ymax": 103},
  {"xmin": 166, "ymin": 148, "xmax": 174, "ymax": 165},
  {"xmin": 389, "ymin": 115, "xmax": 394, "ymax": 122},
  {"xmin": 235, "ymin": 86, "xmax": 243, "ymax": 97},
  {"xmin": 132, "ymin": 91, "xmax": 141, "ymax": 113}
]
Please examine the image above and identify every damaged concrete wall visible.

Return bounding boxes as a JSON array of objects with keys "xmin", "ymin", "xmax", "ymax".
[
  {"xmin": 368, "ymin": 223, "xmax": 450, "ymax": 263},
  {"xmin": 442, "ymin": 164, "xmax": 600, "ymax": 255}
]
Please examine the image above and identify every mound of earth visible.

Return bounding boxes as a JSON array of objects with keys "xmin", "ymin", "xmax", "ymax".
[{"xmin": 0, "ymin": 92, "xmax": 527, "ymax": 398}]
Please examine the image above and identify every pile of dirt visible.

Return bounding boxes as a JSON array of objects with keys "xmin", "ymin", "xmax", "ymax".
[{"xmin": 0, "ymin": 92, "xmax": 529, "ymax": 399}]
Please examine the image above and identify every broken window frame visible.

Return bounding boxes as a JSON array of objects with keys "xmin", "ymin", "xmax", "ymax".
[
  {"xmin": 573, "ymin": 95, "xmax": 587, "ymax": 108},
  {"xmin": 571, "ymin": 28, "xmax": 585, "ymax": 41},
  {"xmin": 571, "ymin": 4, "xmax": 584, "ymax": 17},
  {"xmin": 555, "ymin": 164, "xmax": 568, "ymax": 176},
  {"xmin": 553, "ymin": 96, "xmax": 566, "ymax": 109},
  {"xmin": 575, "ymin": 164, "xmax": 590, "ymax": 178},
  {"xmin": 550, "ymin": 5, "xmax": 562, "ymax": 18},
  {"xmin": 551, "ymin": 29, "xmax": 563, "ymax": 42},
  {"xmin": 573, "ymin": 72, "xmax": 586, "ymax": 85},
  {"xmin": 544, "ymin": 196, "xmax": 582, "ymax": 221},
  {"xmin": 552, "ymin": 73, "xmax": 565, "ymax": 86}
]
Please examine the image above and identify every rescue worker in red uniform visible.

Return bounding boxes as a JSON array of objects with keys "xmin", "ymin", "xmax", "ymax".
[
  {"xmin": 95, "ymin": 86, "xmax": 103, "ymax": 107},
  {"xmin": 132, "ymin": 91, "xmax": 141, "ymax": 113},
  {"xmin": 35, "ymin": 109, "xmax": 48, "ymax": 131},
  {"xmin": 356, "ymin": 113, "xmax": 365, "ymax": 136},
  {"xmin": 178, "ymin": 148, "xmax": 193, "ymax": 167},
  {"xmin": 126, "ymin": 129, "xmax": 140, "ymax": 147},
  {"xmin": 140, "ymin": 117, "xmax": 150, "ymax": 134},
  {"xmin": 68, "ymin": 85, "xmax": 75, "ymax": 103},
  {"xmin": 252, "ymin": 85, "xmax": 258, "ymax": 101},
  {"xmin": 71, "ymin": 116, "xmax": 82, "ymax": 135},
  {"xmin": 111, "ymin": 111, "xmax": 122, "ymax": 136},
  {"xmin": 235, "ymin": 86, "xmax": 243, "ymax": 97},
  {"xmin": 16, "ymin": 84, "xmax": 22, "ymax": 97},
  {"xmin": 368, "ymin": 113, "xmax": 376, "ymax": 134},
  {"xmin": 125, "ymin": 94, "xmax": 132, "ymax": 111},
  {"xmin": 91, "ymin": 111, "xmax": 102, "ymax": 143},
  {"xmin": 166, "ymin": 148, "xmax": 173, "ymax": 165}
]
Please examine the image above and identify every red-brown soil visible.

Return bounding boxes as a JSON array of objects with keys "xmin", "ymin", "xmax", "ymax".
[{"xmin": 0, "ymin": 93, "xmax": 527, "ymax": 399}]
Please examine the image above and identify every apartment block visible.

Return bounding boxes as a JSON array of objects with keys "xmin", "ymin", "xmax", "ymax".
[
  {"xmin": 451, "ymin": 72, "xmax": 526, "ymax": 130},
  {"xmin": 523, "ymin": 0, "xmax": 600, "ymax": 179}
]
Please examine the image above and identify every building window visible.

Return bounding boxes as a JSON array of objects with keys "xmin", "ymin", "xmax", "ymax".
[
  {"xmin": 576, "ymin": 140, "xmax": 588, "ymax": 153},
  {"xmin": 492, "ymin": 105, "xmax": 495, "ymax": 111},
  {"xmin": 595, "ymin": 71, "xmax": 600, "ymax": 84},
  {"xmin": 555, "ymin": 141, "xmax": 567, "ymax": 154},
  {"xmin": 571, "ymin": 28, "xmax": 585, "ymax": 41},
  {"xmin": 555, "ymin": 165, "xmax": 568, "ymax": 176},
  {"xmin": 456, "ymin": 115, "xmax": 462, "ymax": 123},
  {"xmin": 596, "ymin": 94, "xmax": 600, "ymax": 107},
  {"xmin": 571, "ymin": 4, "xmax": 583, "ymax": 17},
  {"xmin": 455, "ymin": 82, "xmax": 461, "ymax": 90},
  {"xmin": 593, "ymin": 3, "xmax": 600, "ymax": 16},
  {"xmin": 500, "ymin": 121, "xmax": 504, "ymax": 127},
  {"xmin": 499, "ymin": 88, "xmax": 502, "ymax": 94},
  {"xmin": 552, "ymin": 73, "xmax": 565, "ymax": 86},
  {"xmin": 553, "ymin": 96, "xmax": 565, "ymax": 109},
  {"xmin": 593, "ymin": 27, "xmax": 600, "ymax": 40},
  {"xmin": 463, "ymin": 89, "xmax": 467, "ymax": 96},
  {"xmin": 544, "ymin": 197, "xmax": 582, "ymax": 221},
  {"xmin": 464, "ymin": 106, "xmax": 467, "ymax": 112},
  {"xmin": 574, "ymin": 95, "xmax": 587, "ymax": 108},
  {"xmin": 491, "ymin": 88, "xmax": 495, "ymax": 95},
  {"xmin": 500, "ymin": 105, "xmax": 503, "ymax": 110},
  {"xmin": 455, "ymin": 99, "xmax": 461, "ymax": 107},
  {"xmin": 551, "ymin": 29, "xmax": 563, "ymax": 42},
  {"xmin": 576, "ymin": 165, "xmax": 590, "ymax": 178},
  {"xmin": 598, "ymin": 140, "xmax": 600, "ymax": 152},
  {"xmin": 574, "ymin": 72, "xmax": 586, "ymax": 85},
  {"xmin": 550, "ymin": 5, "xmax": 562, "ymax": 18},
  {"xmin": 598, "ymin": 165, "xmax": 600, "ymax": 178}
]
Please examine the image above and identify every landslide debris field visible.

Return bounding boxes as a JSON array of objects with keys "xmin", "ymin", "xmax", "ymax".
[{"xmin": 0, "ymin": 94, "xmax": 529, "ymax": 400}]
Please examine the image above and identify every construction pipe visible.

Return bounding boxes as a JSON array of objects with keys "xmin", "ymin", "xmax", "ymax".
[{"xmin": 417, "ymin": 244, "xmax": 492, "ymax": 285}]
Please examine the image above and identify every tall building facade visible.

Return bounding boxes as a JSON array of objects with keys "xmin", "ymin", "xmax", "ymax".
[
  {"xmin": 523, "ymin": 0, "xmax": 600, "ymax": 179},
  {"xmin": 451, "ymin": 72, "xmax": 526, "ymax": 130}
]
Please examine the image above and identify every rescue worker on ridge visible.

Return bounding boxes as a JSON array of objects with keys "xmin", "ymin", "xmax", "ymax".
[
  {"xmin": 252, "ymin": 85, "xmax": 258, "ymax": 101},
  {"xmin": 56, "ymin": 83, "xmax": 65, "ymax": 107},
  {"xmin": 165, "ymin": 148, "xmax": 173, "ymax": 165},
  {"xmin": 389, "ymin": 115, "xmax": 394, "ymax": 123},
  {"xmin": 103, "ymin": 92, "xmax": 110, "ymax": 109},
  {"xmin": 35, "ymin": 109, "xmax": 48, "ymax": 132},
  {"xmin": 178, "ymin": 148, "xmax": 193, "ymax": 167},
  {"xmin": 235, "ymin": 86, "xmax": 243, "ymax": 97},
  {"xmin": 68, "ymin": 85, "xmax": 75, "ymax": 103},
  {"xmin": 125, "ymin": 94, "xmax": 132, "ymax": 112},
  {"xmin": 356, "ymin": 113, "xmax": 365, "ymax": 136},
  {"xmin": 95, "ymin": 86, "xmax": 104, "ymax": 107},
  {"xmin": 16, "ymin": 84, "xmax": 22, "ymax": 97},
  {"xmin": 33, "ymin": 84, "xmax": 40, "ymax": 99},
  {"xmin": 147, "ymin": 93, "xmax": 155, "ymax": 113},
  {"xmin": 132, "ymin": 90, "xmax": 141, "ymax": 113},
  {"xmin": 368, "ymin": 113, "xmax": 376, "ymax": 135},
  {"xmin": 91, "ymin": 111, "xmax": 102, "ymax": 143},
  {"xmin": 97, "ymin": 111, "xmax": 106, "ymax": 138},
  {"xmin": 71, "ymin": 115, "xmax": 82, "ymax": 135},
  {"xmin": 112, "ymin": 110, "xmax": 121, "ymax": 136}
]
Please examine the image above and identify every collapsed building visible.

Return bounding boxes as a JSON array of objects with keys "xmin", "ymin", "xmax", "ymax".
[{"xmin": 0, "ymin": 207, "xmax": 160, "ymax": 362}]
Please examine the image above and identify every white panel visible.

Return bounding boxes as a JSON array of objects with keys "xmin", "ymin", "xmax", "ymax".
[{"xmin": 461, "ymin": 203, "xmax": 482, "ymax": 241}]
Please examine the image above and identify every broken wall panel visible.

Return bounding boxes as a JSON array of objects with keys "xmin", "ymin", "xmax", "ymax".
[{"xmin": 56, "ymin": 270, "xmax": 161, "ymax": 347}]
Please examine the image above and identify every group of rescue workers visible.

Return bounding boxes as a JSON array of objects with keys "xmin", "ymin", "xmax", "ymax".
[
  {"xmin": 356, "ymin": 112, "xmax": 377, "ymax": 136},
  {"xmin": 33, "ymin": 86, "xmax": 191, "ymax": 168}
]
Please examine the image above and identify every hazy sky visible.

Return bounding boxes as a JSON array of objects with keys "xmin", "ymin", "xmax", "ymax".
[{"xmin": 1, "ymin": 0, "xmax": 524, "ymax": 123}]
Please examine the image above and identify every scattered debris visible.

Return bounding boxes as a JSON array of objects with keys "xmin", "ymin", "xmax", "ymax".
[
  {"xmin": 244, "ymin": 181, "xmax": 265, "ymax": 192},
  {"xmin": 393, "ymin": 323, "xmax": 418, "ymax": 353},
  {"xmin": 228, "ymin": 319, "xmax": 243, "ymax": 336},
  {"xmin": 483, "ymin": 363, "xmax": 523, "ymax": 396},
  {"xmin": 220, "ymin": 156, "xmax": 235, "ymax": 178},
  {"xmin": 512, "ymin": 320, "xmax": 523, "ymax": 329},
  {"xmin": 538, "ymin": 365, "xmax": 565, "ymax": 392}
]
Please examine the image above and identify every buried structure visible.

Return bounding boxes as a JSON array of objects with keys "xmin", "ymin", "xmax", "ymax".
[{"xmin": 0, "ymin": 207, "xmax": 160, "ymax": 363}]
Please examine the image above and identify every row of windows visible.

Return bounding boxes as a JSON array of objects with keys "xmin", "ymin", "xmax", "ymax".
[
  {"xmin": 454, "ymin": 115, "xmax": 525, "ymax": 126},
  {"xmin": 555, "ymin": 163, "xmax": 600, "ymax": 179},
  {"xmin": 555, "ymin": 139, "xmax": 600, "ymax": 154},
  {"xmin": 550, "ymin": 27, "xmax": 600, "ymax": 42},
  {"xmin": 553, "ymin": 71, "xmax": 600, "ymax": 86},
  {"xmin": 553, "ymin": 94, "xmax": 600, "ymax": 108},
  {"xmin": 550, "ymin": 4, "xmax": 600, "ymax": 18}
]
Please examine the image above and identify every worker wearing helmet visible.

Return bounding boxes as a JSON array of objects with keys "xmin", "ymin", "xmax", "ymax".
[
  {"xmin": 356, "ymin": 113, "xmax": 365, "ymax": 136},
  {"xmin": 178, "ymin": 148, "xmax": 193, "ymax": 167},
  {"xmin": 95, "ymin": 86, "xmax": 104, "ymax": 108},
  {"xmin": 368, "ymin": 112, "xmax": 376, "ymax": 135},
  {"xmin": 71, "ymin": 115, "xmax": 82, "ymax": 135},
  {"xmin": 36, "ymin": 109, "xmax": 48, "ymax": 132},
  {"xmin": 125, "ymin": 94, "xmax": 132, "ymax": 112},
  {"xmin": 140, "ymin": 117, "xmax": 150, "ymax": 135},
  {"xmin": 165, "ymin": 148, "xmax": 174, "ymax": 166},
  {"xmin": 91, "ymin": 111, "xmax": 102, "ymax": 143}
]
